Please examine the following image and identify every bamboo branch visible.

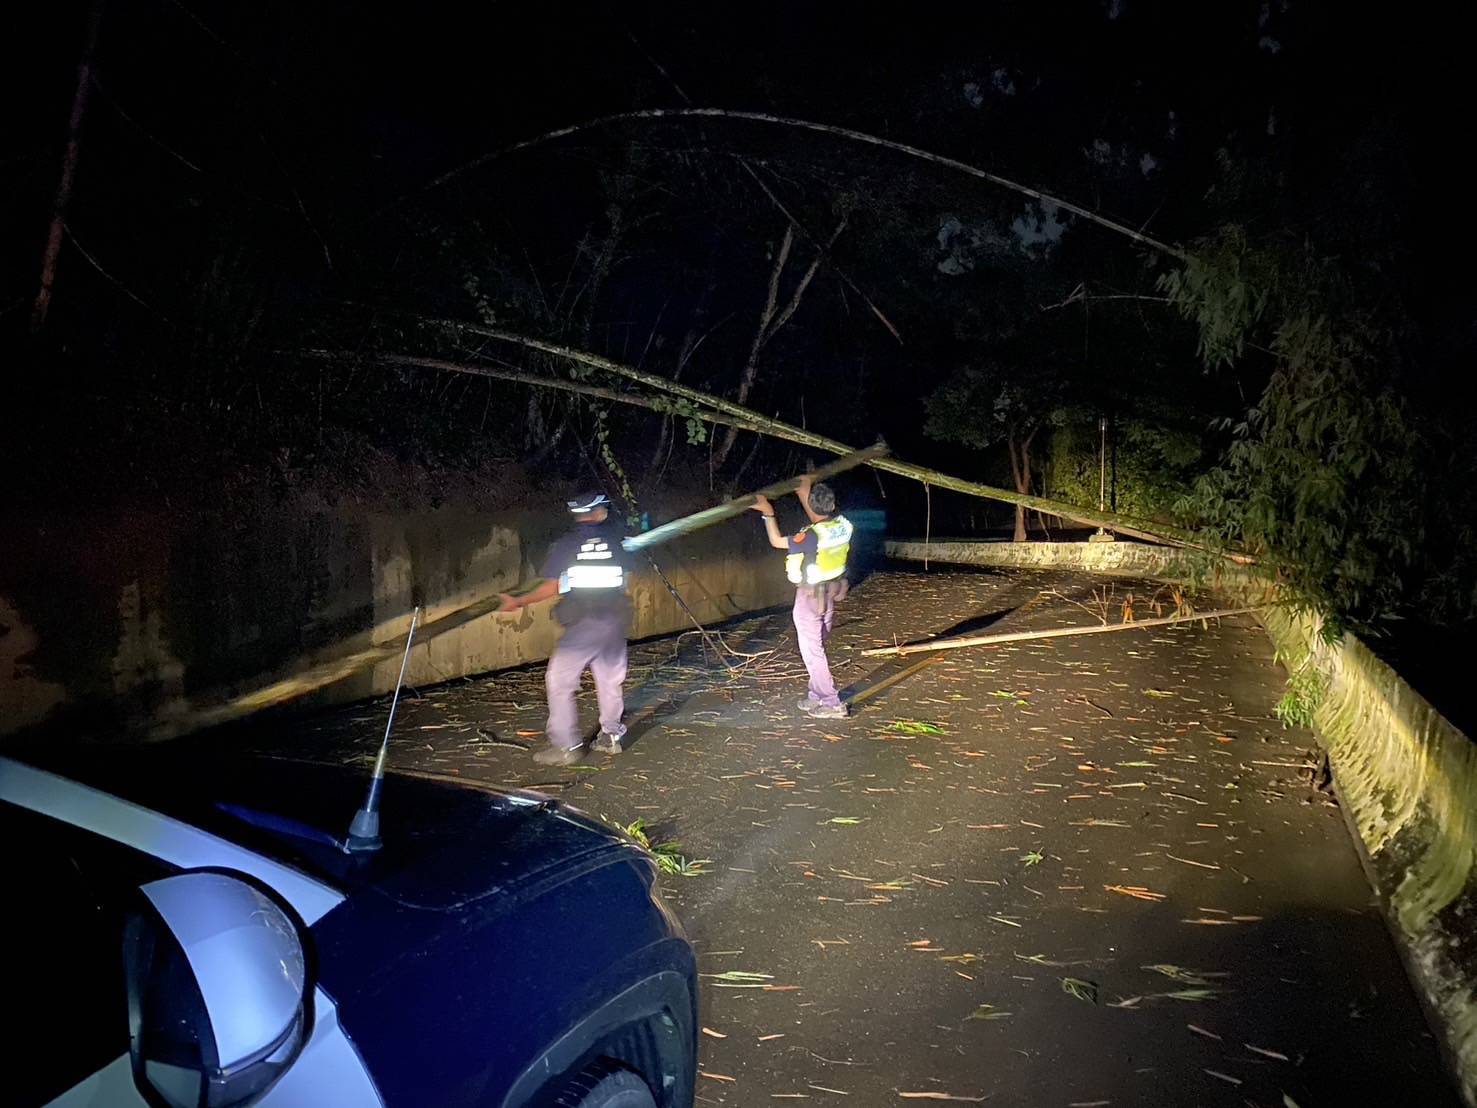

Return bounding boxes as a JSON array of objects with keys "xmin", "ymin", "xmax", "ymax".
[
  {"xmin": 405, "ymin": 108, "xmax": 1188, "ymax": 261},
  {"xmin": 765, "ymin": 214, "xmax": 845, "ymax": 342},
  {"xmin": 431, "ymin": 320, "xmax": 1234, "ymax": 554},
  {"xmin": 301, "ymin": 350, "xmax": 764, "ymax": 433},
  {"xmin": 712, "ymin": 225, "xmax": 794, "ymax": 470},
  {"xmin": 62, "ymin": 223, "xmax": 172, "ymax": 325},
  {"xmin": 623, "ymin": 442, "xmax": 889, "ymax": 553},
  {"xmin": 619, "ymin": 30, "xmax": 904, "ymax": 346},
  {"xmin": 737, "ymin": 161, "xmax": 901, "ymax": 343},
  {"xmin": 860, "ymin": 607, "xmax": 1264, "ymax": 657}
]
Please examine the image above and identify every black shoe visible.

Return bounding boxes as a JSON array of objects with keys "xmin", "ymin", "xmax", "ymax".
[{"xmin": 533, "ymin": 743, "xmax": 586, "ymax": 766}]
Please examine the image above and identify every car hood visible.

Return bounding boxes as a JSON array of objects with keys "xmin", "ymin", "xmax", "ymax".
[{"xmin": 21, "ymin": 745, "xmax": 643, "ymax": 912}]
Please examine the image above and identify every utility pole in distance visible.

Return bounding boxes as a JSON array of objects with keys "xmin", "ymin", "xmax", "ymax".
[{"xmin": 1089, "ymin": 415, "xmax": 1116, "ymax": 543}]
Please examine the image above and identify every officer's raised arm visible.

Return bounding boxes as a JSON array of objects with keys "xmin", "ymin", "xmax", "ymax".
[{"xmin": 750, "ymin": 494, "xmax": 790, "ymax": 550}]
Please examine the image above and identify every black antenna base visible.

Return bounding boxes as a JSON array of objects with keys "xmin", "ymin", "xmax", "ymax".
[{"xmin": 345, "ymin": 806, "xmax": 382, "ymax": 854}]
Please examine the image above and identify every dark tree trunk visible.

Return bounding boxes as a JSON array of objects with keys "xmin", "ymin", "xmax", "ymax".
[{"xmin": 1007, "ymin": 428, "xmax": 1037, "ymax": 542}]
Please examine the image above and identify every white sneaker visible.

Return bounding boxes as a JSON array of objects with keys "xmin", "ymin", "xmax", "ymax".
[
  {"xmin": 591, "ymin": 727, "xmax": 626, "ymax": 754},
  {"xmin": 807, "ymin": 702, "xmax": 848, "ymax": 720}
]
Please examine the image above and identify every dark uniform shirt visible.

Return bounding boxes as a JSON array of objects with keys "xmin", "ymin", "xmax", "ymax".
[
  {"xmin": 786, "ymin": 527, "xmax": 820, "ymax": 555},
  {"xmin": 540, "ymin": 518, "xmax": 633, "ymax": 628},
  {"xmin": 787, "ymin": 521, "xmax": 822, "ymax": 581}
]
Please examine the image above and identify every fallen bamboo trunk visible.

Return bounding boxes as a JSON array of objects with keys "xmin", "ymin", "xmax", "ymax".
[
  {"xmin": 623, "ymin": 442, "xmax": 888, "ymax": 553},
  {"xmin": 146, "ymin": 590, "xmax": 509, "ymax": 740},
  {"xmin": 846, "ymin": 653, "xmax": 945, "ymax": 708},
  {"xmin": 307, "ymin": 351, "xmax": 769, "ymax": 433},
  {"xmin": 860, "ymin": 606, "xmax": 1264, "ymax": 657},
  {"xmin": 427, "ymin": 324, "xmax": 1247, "ymax": 560}
]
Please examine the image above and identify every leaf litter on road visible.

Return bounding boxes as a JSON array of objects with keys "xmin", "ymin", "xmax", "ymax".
[
  {"xmin": 888, "ymin": 719, "xmax": 946, "ymax": 735},
  {"xmin": 259, "ymin": 568, "xmax": 1449, "ymax": 1107},
  {"xmin": 964, "ymin": 1003, "xmax": 1013, "ymax": 1021},
  {"xmin": 1061, "ymin": 977, "xmax": 1100, "ymax": 1003}
]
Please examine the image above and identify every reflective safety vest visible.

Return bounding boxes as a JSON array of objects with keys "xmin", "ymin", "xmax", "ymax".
[
  {"xmin": 786, "ymin": 515, "xmax": 853, "ymax": 586},
  {"xmin": 559, "ymin": 535, "xmax": 625, "ymax": 593}
]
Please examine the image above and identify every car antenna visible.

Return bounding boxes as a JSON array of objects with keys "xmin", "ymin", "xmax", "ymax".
[{"xmin": 345, "ymin": 605, "xmax": 420, "ymax": 854}]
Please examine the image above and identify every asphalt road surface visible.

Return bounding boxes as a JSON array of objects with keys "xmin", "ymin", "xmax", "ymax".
[{"xmin": 220, "ymin": 565, "xmax": 1459, "ymax": 1108}]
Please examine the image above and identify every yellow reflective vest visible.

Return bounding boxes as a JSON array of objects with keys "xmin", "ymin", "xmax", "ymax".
[{"xmin": 785, "ymin": 515, "xmax": 853, "ymax": 585}]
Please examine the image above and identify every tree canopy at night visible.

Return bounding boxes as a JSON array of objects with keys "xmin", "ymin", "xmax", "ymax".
[{"xmin": 8, "ymin": 0, "xmax": 1472, "ymax": 633}]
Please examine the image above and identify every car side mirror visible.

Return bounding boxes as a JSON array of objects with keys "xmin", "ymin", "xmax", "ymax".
[{"xmin": 123, "ymin": 872, "xmax": 310, "ymax": 1108}]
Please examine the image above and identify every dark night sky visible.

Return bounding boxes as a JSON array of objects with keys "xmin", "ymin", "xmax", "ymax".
[
  {"xmin": 7, "ymin": 2, "xmax": 1470, "ymax": 481},
  {"xmin": 14, "ymin": 1, "xmax": 1453, "ymax": 231}
]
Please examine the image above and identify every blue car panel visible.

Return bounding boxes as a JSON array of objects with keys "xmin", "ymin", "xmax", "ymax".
[{"xmin": 1, "ymin": 748, "xmax": 698, "ymax": 1108}]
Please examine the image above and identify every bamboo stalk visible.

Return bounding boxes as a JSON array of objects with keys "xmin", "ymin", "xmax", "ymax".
[
  {"xmin": 308, "ymin": 351, "xmax": 765, "ymax": 433},
  {"xmin": 846, "ymin": 653, "xmax": 944, "ymax": 708},
  {"xmin": 147, "ymin": 596, "xmax": 500, "ymax": 740},
  {"xmin": 333, "ymin": 338, "xmax": 1249, "ymax": 560},
  {"xmin": 429, "ymin": 323, "xmax": 1236, "ymax": 556},
  {"xmin": 860, "ymin": 607, "xmax": 1263, "ymax": 657},
  {"xmin": 407, "ymin": 108, "xmax": 1187, "ymax": 261},
  {"xmin": 623, "ymin": 442, "xmax": 889, "ymax": 553}
]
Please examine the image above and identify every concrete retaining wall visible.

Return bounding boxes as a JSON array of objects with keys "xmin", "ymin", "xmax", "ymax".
[
  {"xmin": 1261, "ymin": 607, "xmax": 1477, "ymax": 1106},
  {"xmin": 1, "ymin": 498, "xmax": 794, "ymax": 743},
  {"xmin": 886, "ymin": 538, "xmax": 1477, "ymax": 1105}
]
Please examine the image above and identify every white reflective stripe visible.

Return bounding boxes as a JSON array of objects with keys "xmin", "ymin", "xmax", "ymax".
[
  {"xmin": 577, "ymin": 549, "xmax": 614, "ymax": 559},
  {"xmin": 0, "ymin": 757, "xmax": 344, "ymax": 926},
  {"xmin": 45, "ymin": 987, "xmax": 384, "ymax": 1107},
  {"xmin": 565, "ymin": 564, "xmax": 624, "ymax": 589}
]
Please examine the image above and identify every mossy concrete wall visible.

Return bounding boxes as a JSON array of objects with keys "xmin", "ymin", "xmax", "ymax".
[
  {"xmin": 886, "ymin": 538, "xmax": 1477, "ymax": 1106},
  {"xmin": 1261, "ymin": 606, "xmax": 1477, "ymax": 1106},
  {"xmin": 1, "ymin": 500, "xmax": 793, "ymax": 743}
]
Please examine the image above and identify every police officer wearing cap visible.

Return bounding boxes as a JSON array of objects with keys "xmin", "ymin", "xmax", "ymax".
[{"xmin": 498, "ymin": 491, "xmax": 633, "ymax": 765}]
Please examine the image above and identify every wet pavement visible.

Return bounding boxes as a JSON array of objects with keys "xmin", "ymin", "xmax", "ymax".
[{"xmin": 221, "ymin": 565, "xmax": 1457, "ymax": 1107}]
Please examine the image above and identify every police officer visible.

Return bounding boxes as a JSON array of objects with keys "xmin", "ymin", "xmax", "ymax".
[
  {"xmin": 498, "ymin": 491, "xmax": 632, "ymax": 765},
  {"xmin": 751, "ymin": 475, "xmax": 853, "ymax": 719}
]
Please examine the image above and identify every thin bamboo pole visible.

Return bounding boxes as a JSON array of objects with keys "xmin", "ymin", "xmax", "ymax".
[
  {"xmin": 846, "ymin": 653, "xmax": 944, "ymax": 708},
  {"xmin": 312, "ymin": 352, "xmax": 766, "ymax": 433},
  {"xmin": 408, "ymin": 108, "xmax": 1187, "ymax": 261},
  {"xmin": 623, "ymin": 443, "xmax": 888, "ymax": 552},
  {"xmin": 860, "ymin": 606, "xmax": 1263, "ymax": 658}
]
